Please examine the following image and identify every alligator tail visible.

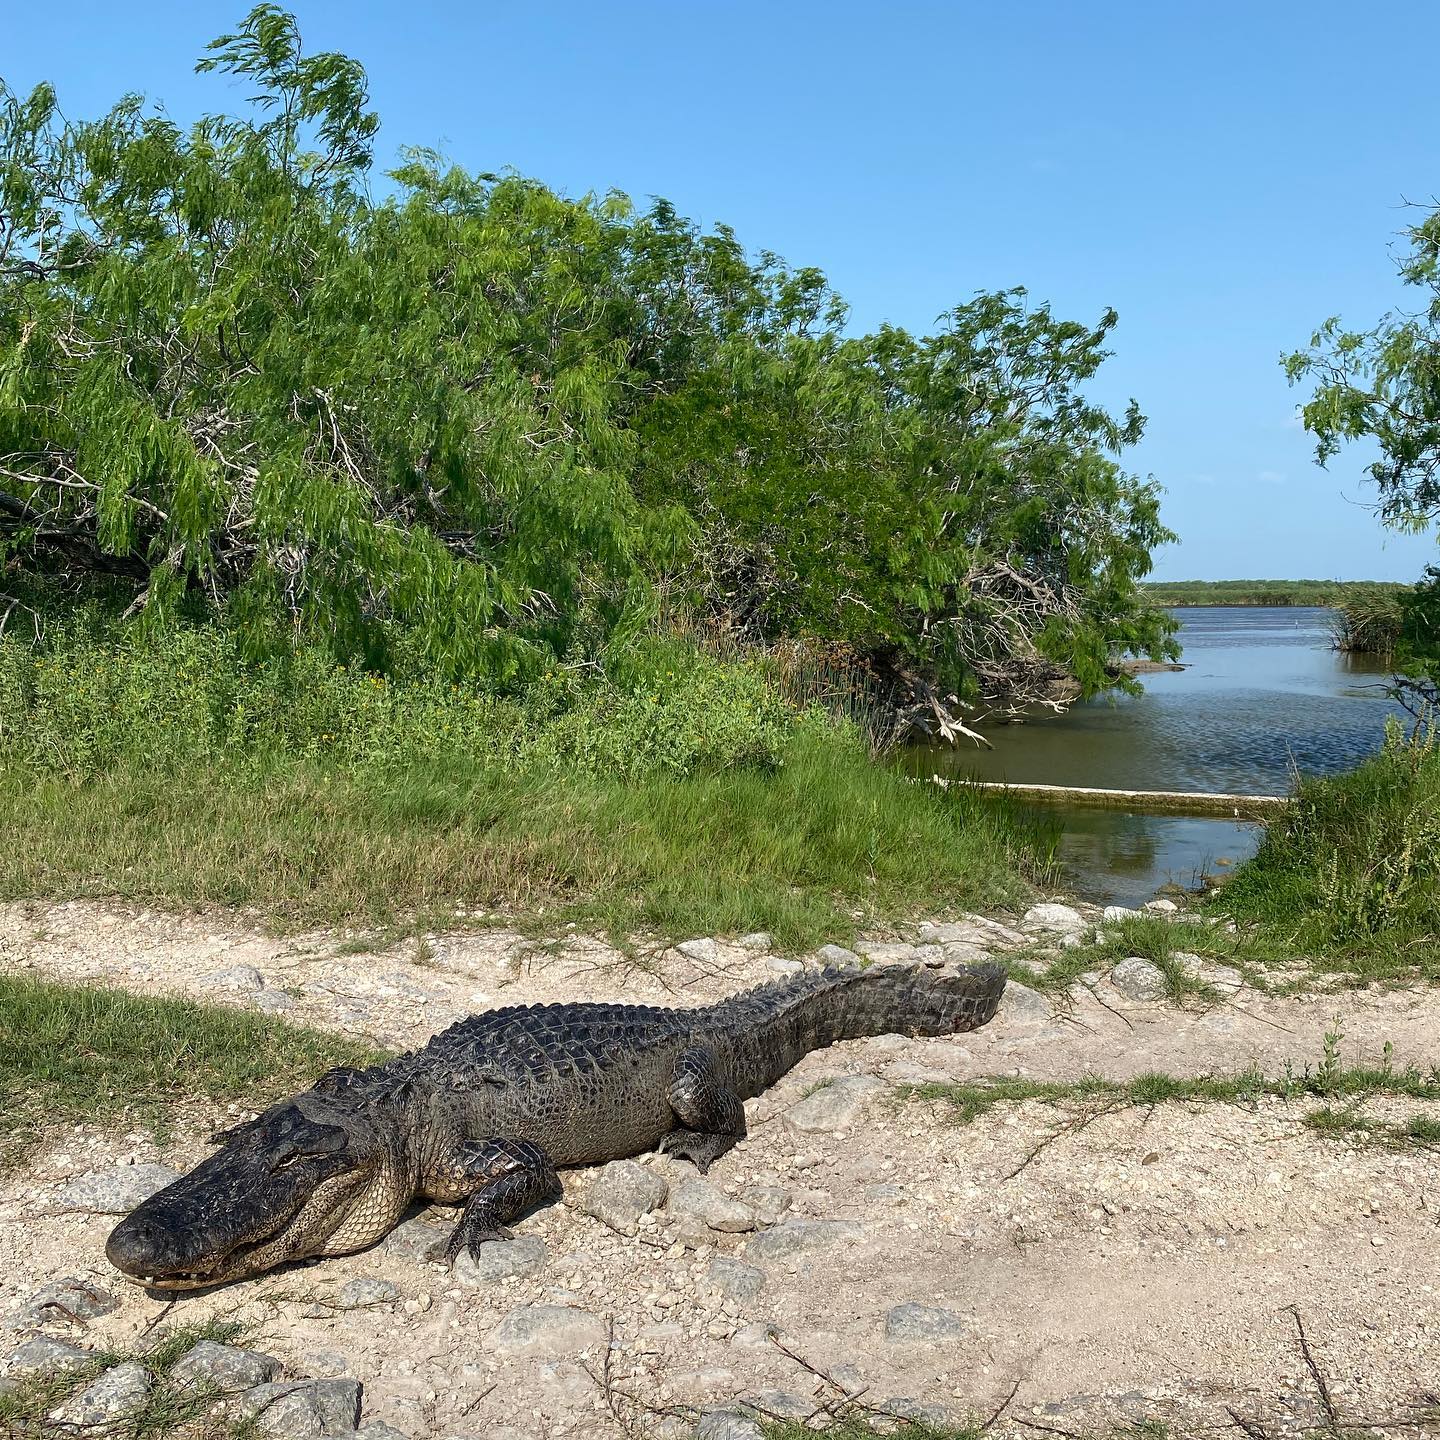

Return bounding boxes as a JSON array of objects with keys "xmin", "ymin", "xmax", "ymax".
[{"xmin": 821, "ymin": 960, "xmax": 1007, "ymax": 1041}]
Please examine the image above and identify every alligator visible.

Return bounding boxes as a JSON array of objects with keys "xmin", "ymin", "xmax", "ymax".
[{"xmin": 106, "ymin": 959, "xmax": 1005, "ymax": 1289}]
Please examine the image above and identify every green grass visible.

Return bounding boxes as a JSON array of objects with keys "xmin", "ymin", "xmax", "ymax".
[
  {"xmin": 0, "ymin": 1318, "xmax": 263, "ymax": 1439},
  {"xmin": 905, "ymin": 1058, "xmax": 1440, "ymax": 1146},
  {"xmin": 1142, "ymin": 579, "xmax": 1406, "ymax": 608},
  {"xmin": 1208, "ymin": 717, "xmax": 1440, "ymax": 984},
  {"xmin": 0, "ymin": 735, "xmax": 1055, "ymax": 950},
  {"xmin": 0, "ymin": 609, "xmax": 1057, "ymax": 947},
  {"xmin": 0, "ymin": 974, "xmax": 385, "ymax": 1167},
  {"xmin": 1007, "ymin": 912, "xmax": 1239, "ymax": 1004}
]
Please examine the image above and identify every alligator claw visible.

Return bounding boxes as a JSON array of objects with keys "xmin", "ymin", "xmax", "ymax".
[{"xmin": 426, "ymin": 1221, "xmax": 513, "ymax": 1268}]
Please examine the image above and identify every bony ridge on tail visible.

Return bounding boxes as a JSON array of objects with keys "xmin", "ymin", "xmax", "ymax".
[{"xmin": 106, "ymin": 959, "xmax": 1006, "ymax": 1289}]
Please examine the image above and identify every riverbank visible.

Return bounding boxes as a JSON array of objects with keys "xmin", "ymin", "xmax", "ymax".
[{"xmin": 3, "ymin": 900, "xmax": 1439, "ymax": 1439}]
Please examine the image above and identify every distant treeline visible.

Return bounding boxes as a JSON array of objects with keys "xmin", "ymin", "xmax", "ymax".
[{"xmin": 1143, "ymin": 580, "xmax": 1408, "ymax": 608}]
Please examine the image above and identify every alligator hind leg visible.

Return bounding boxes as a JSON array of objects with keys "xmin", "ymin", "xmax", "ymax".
[
  {"xmin": 659, "ymin": 1046, "xmax": 746, "ymax": 1173},
  {"xmin": 422, "ymin": 1137, "xmax": 562, "ymax": 1266}
]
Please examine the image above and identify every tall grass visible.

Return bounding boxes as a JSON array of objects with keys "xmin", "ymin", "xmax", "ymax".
[
  {"xmin": 1217, "ymin": 715, "xmax": 1440, "ymax": 975},
  {"xmin": 1329, "ymin": 592, "xmax": 1405, "ymax": 655},
  {"xmin": 0, "ymin": 611, "xmax": 1057, "ymax": 942}
]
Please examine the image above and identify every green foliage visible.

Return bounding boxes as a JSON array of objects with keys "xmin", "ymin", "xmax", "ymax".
[
  {"xmin": 1329, "ymin": 589, "xmax": 1405, "ymax": 655},
  {"xmin": 1, "ymin": 7, "xmax": 1173, "ymax": 713},
  {"xmin": 1218, "ymin": 716, "xmax": 1440, "ymax": 957},
  {"xmin": 909, "ymin": 1056, "xmax": 1440, "ymax": 1127},
  {"xmin": 0, "ymin": 603, "xmax": 799, "ymax": 780},
  {"xmin": 1287, "ymin": 200, "xmax": 1440, "ymax": 698}
]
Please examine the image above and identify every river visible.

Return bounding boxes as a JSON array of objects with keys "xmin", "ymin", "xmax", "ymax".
[{"xmin": 913, "ymin": 606, "xmax": 1407, "ymax": 906}]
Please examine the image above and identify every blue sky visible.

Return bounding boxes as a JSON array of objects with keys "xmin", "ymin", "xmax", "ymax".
[{"xmin": 7, "ymin": 1, "xmax": 1439, "ymax": 581}]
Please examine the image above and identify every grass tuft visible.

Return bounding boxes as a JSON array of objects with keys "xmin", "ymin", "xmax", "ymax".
[
  {"xmin": 0, "ymin": 974, "xmax": 386, "ymax": 1167},
  {"xmin": 0, "ymin": 1317, "xmax": 253, "ymax": 1439}
]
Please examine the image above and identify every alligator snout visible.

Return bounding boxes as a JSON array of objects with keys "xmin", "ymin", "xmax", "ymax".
[{"xmin": 106, "ymin": 1207, "xmax": 213, "ymax": 1281}]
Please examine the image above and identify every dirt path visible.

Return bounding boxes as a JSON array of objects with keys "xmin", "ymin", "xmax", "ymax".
[{"xmin": 3, "ymin": 900, "xmax": 1439, "ymax": 1438}]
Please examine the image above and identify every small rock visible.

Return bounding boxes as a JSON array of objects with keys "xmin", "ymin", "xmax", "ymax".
[
  {"xmin": 854, "ymin": 941, "xmax": 919, "ymax": 964},
  {"xmin": 172, "ymin": 1340, "xmax": 281, "ymax": 1392},
  {"xmin": 1205, "ymin": 963, "xmax": 1244, "ymax": 996},
  {"xmin": 489, "ymin": 1304, "xmax": 607, "ymax": 1358},
  {"xmin": 49, "ymin": 1163, "xmax": 180, "ymax": 1215},
  {"xmin": 1174, "ymin": 952, "xmax": 1244, "ymax": 995},
  {"xmin": 742, "ymin": 1390, "xmax": 814, "ymax": 1420},
  {"xmin": 52, "ymin": 1360, "xmax": 150, "ymax": 1425},
  {"xmin": 1144, "ymin": 898, "xmax": 1180, "ymax": 914},
  {"xmin": 203, "ymin": 963, "xmax": 265, "ymax": 990},
  {"xmin": 744, "ymin": 1219, "xmax": 862, "ymax": 1261},
  {"xmin": 729, "ymin": 1322, "xmax": 781, "ymax": 1349},
  {"xmin": 918, "ymin": 919, "xmax": 1012, "ymax": 947},
  {"xmin": 884, "ymin": 1302, "xmax": 971, "ymax": 1341},
  {"xmin": 707, "ymin": 1257, "xmax": 766, "ymax": 1301},
  {"xmin": 784, "ymin": 1075, "xmax": 885, "ymax": 1133},
  {"xmin": 697, "ymin": 1414, "xmax": 765, "ymax": 1440},
  {"xmin": 14, "ymin": 1276, "xmax": 119, "ymax": 1329},
  {"xmin": 864, "ymin": 1182, "xmax": 902, "ymax": 1203},
  {"xmin": 884, "ymin": 1396, "xmax": 955, "ymax": 1425},
  {"xmin": 1110, "ymin": 957, "xmax": 1167, "ymax": 1002},
  {"xmin": 1103, "ymin": 905, "xmax": 1143, "ymax": 923},
  {"xmin": 253, "ymin": 990, "xmax": 298, "ymax": 1013},
  {"xmin": 4, "ymin": 1336, "xmax": 93, "ymax": 1376},
  {"xmin": 382, "ymin": 1213, "xmax": 450, "ymax": 1260},
  {"xmin": 735, "ymin": 933, "xmax": 772, "ymax": 951},
  {"xmin": 996, "ymin": 981, "xmax": 1051, "ymax": 1026},
  {"xmin": 736, "ymin": 1185, "xmax": 791, "ymax": 1225},
  {"xmin": 453, "ymin": 1234, "xmax": 548, "ymax": 1285},
  {"xmin": 814, "ymin": 943, "xmax": 860, "ymax": 966},
  {"xmin": 299, "ymin": 1350, "xmax": 350, "ymax": 1378},
  {"xmin": 232, "ymin": 1378, "xmax": 361, "ymax": 1437},
  {"xmin": 355, "ymin": 1424, "xmax": 411, "ymax": 1440},
  {"xmin": 677, "ymin": 938, "xmax": 721, "ymax": 963},
  {"xmin": 765, "ymin": 957, "xmax": 803, "ymax": 975},
  {"xmin": 669, "ymin": 1177, "xmax": 756, "ymax": 1233},
  {"xmin": 880, "ymin": 1061, "xmax": 952, "ymax": 1086},
  {"xmin": 1022, "ymin": 903, "xmax": 1086, "ymax": 933},
  {"xmin": 582, "ymin": 1159, "xmax": 668, "ymax": 1237},
  {"xmin": 335, "ymin": 1277, "xmax": 399, "ymax": 1310}
]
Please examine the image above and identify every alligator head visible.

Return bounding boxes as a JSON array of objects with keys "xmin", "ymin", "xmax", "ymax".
[{"xmin": 106, "ymin": 1081, "xmax": 411, "ymax": 1290}]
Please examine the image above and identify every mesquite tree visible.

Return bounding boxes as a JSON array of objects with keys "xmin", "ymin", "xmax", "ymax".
[
  {"xmin": 1287, "ymin": 201, "xmax": 1440, "ymax": 712},
  {"xmin": 1, "ymin": 6, "xmax": 1175, "ymax": 725}
]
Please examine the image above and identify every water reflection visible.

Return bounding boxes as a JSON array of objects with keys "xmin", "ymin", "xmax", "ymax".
[{"xmin": 910, "ymin": 607, "xmax": 1406, "ymax": 905}]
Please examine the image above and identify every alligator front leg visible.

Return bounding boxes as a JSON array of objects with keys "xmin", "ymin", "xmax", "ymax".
[
  {"xmin": 659, "ymin": 1046, "xmax": 746, "ymax": 1173},
  {"xmin": 422, "ymin": 1137, "xmax": 562, "ymax": 1266}
]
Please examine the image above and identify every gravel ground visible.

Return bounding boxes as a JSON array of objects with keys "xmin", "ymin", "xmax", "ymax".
[{"xmin": 3, "ymin": 899, "xmax": 1439, "ymax": 1438}]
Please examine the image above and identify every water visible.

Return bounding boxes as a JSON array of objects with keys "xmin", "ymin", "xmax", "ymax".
[{"xmin": 913, "ymin": 607, "xmax": 1406, "ymax": 905}]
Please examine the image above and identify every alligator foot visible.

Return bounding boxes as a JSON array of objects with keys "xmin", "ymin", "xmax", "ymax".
[
  {"xmin": 661, "ymin": 1046, "xmax": 747, "ymax": 1173},
  {"xmin": 658, "ymin": 1127, "xmax": 739, "ymax": 1174},
  {"xmin": 427, "ymin": 1214, "xmax": 515, "ymax": 1267},
  {"xmin": 421, "ymin": 1136, "xmax": 562, "ymax": 1266}
]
